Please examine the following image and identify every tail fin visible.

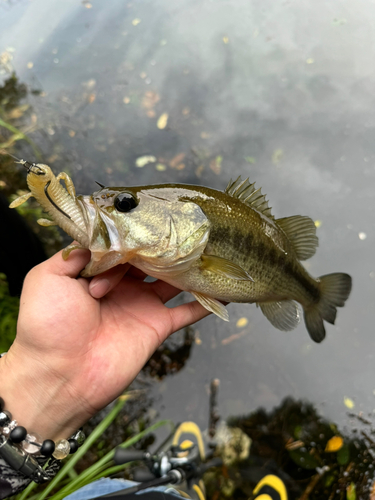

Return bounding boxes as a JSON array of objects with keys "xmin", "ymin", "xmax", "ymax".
[{"xmin": 303, "ymin": 273, "xmax": 352, "ymax": 343}]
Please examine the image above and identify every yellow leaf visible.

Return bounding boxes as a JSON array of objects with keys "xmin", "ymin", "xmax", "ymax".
[
  {"xmin": 132, "ymin": 18, "xmax": 141, "ymax": 26},
  {"xmin": 169, "ymin": 153, "xmax": 185, "ymax": 168},
  {"xmin": 135, "ymin": 155, "xmax": 156, "ymax": 168},
  {"xmin": 344, "ymin": 397, "xmax": 355, "ymax": 409},
  {"xmin": 325, "ymin": 436, "xmax": 344, "ymax": 452},
  {"xmin": 236, "ymin": 317, "xmax": 248, "ymax": 328},
  {"xmin": 157, "ymin": 113, "xmax": 168, "ymax": 129}
]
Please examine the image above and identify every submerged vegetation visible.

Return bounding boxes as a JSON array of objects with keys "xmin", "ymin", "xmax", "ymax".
[
  {"xmin": 204, "ymin": 398, "xmax": 375, "ymax": 500},
  {"xmin": 0, "ymin": 273, "xmax": 19, "ymax": 352}
]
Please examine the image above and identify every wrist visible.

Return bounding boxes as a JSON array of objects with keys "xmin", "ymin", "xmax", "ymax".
[{"xmin": 0, "ymin": 344, "xmax": 92, "ymax": 441}]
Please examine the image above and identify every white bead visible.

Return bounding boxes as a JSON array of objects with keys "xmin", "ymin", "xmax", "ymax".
[
  {"xmin": 52, "ymin": 439, "xmax": 70, "ymax": 459},
  {"xmin": 2, "ymin": 420, "xmax": 17, "ymax": 436},
  {"xmin": 22, "ymin": 432, "xmax": 43, "ymax": 454}
]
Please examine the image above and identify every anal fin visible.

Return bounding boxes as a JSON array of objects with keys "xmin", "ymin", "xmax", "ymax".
[
  {"xmin": 201, "ymin": 254, "xmax": 254, "ymax": 281},
  {"xmin": 258, "ymin": 300, "xmax": 301, "ymax": 331},
  {"xmin": 191, "ymin": 291, "xmax": 229, "ymax": 321}
]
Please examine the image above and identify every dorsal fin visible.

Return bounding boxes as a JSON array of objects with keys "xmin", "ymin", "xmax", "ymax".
[
  {"xmin": 224, "ymin": 176, "xmax": 274, "ymax": 219},
  {"xmin": 276, "ymin": 215, "xmax": 318, "ymax": 260}
]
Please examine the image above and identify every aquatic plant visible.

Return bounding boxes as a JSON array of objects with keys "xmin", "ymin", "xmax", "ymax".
[{"xmin": 0, "ymin": 273, "xmax": 19, "ymax": 352}]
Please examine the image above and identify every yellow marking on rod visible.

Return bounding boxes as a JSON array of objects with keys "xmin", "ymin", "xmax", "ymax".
[
  {"xmin": 253, "ymin": 475, "xmax": 288, "ymax": 500},
  {"xmin": 172, "ymin": 422, "xmax": 205, "ymax": 460}
]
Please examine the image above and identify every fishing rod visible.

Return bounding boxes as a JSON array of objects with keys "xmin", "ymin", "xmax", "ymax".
[{"xmin": 92, "ymin": 422, "xmax": 222, "ymax": 500}]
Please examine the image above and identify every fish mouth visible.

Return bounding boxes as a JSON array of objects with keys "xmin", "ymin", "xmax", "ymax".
[
  {"xmin": 75, "ymin": 195, "xmax": 131, "ymax": 276},
  {"xmin": 76, "ymin": 195, "xmax": 122, "ymax": 253}
]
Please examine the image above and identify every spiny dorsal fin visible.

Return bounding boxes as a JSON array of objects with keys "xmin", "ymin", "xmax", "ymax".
[
  {"xmin": 225, "ymin": 176, "xmax": 274, "ymax": 219},
  {"xmin": 276, "ymin": 215, "xmax": 318, "ymax": 261}
]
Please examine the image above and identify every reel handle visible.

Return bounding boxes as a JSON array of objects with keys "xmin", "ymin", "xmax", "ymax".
[{"xmin": 114, "ymin": 448, "xmax": 147, "ymax": 465}]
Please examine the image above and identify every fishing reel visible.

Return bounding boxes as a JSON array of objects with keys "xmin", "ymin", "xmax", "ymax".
[{"xmin": 94, "ymin": 422, "xmax": 222, "ymax": 500}]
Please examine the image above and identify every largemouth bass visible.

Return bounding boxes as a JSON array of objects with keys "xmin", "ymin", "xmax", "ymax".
[{"xmin": 10, "ymin": 161, "xmax": 352, "ymax": 343}]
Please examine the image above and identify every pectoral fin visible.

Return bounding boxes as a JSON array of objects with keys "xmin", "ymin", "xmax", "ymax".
[
  {"xmin": 191, "ymin": 291, "xmax": 229, "ymax": 321},
  {"xmin": 257, "ymin": 300, "xmax": 301, "ymax": 331},
  {"xmin": 201, "ymin": 254, "xmax": 254, "ymax": 281}
]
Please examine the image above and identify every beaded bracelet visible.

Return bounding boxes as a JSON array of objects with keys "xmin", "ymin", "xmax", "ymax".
[
  {"xmin": 0, "ymin": 353, "xmax": 86, "ymax": 482},
  {"xmin": 0, "ymin": 398, "xmax": 85, "ymax": 458}
]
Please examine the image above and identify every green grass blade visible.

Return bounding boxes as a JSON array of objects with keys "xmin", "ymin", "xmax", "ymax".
[
  {"xmin": 16, "ymin": 480, "xmax": 38, "ymax": 500},
  {"xmin": 37, "ymin": 396, "xmax": 130, "ymax": 500},
  {"xmin": 0, "ymin": 117, "xmax": 42, "ymax": 158},
  {"xmin": 49, "ymin": 419, "xmax": 174, "ymax": 500}
]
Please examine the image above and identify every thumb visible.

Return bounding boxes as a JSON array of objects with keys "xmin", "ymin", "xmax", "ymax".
[{"xmin": 41, "ymin": 248, "xmax": 91, "ymax": 278}]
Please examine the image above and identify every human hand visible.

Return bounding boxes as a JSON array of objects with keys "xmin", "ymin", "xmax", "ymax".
[{"xmin": 0, "ymin": 250, "xmax": 209, "ymax": 441}]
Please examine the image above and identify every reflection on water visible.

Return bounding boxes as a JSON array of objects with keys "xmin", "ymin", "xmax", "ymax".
[{"xmin": 206, "ymin": 397, "xmax": 375, "ymax": 499}]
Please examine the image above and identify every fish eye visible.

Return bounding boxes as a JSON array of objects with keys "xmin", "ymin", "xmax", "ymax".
[{"xmin": 114, "ymin": 192, "xmax": 138, "ymax": 213}]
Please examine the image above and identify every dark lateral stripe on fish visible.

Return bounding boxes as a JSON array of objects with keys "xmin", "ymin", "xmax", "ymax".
[{"xmin": 208, "ymin": 225, "xmax": 320, "ymax": 302}]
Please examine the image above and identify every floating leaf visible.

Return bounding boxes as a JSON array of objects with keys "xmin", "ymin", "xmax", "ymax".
[
  {"xmin": 288, "ymin": 449, "xmax": 320, "ymax": 469},
  {"xmin": 272, "ymin": 148, "xmax": 283, "ymax": 164},
  {"xmin": 325, "ymin": 473, "xmax": 335, "ymax": 488},
  {"xmin": 285, "ymin": 439, "xmax": 304, "ymax": 451},
  {"xmin": 344, "ymin": 397, "xmax": 355, "ymax": 409},
  {"xmin": 244, "ymin": 156, "xmax": 256, "ymax": 164},
  {"xmin": 293, "ymin": 425, "xmax": 303, "ymax": 439},
  {"xmin": 135, "ymin": 155, "xmax": 156, "ymax": 168},
  {"xmin": 347, "ymin": 482, "xmax": 356, "ymax": 500},
  {"xmin": 157, "ymin": 113, "xmax": 168, "ymax": 129},
  {"xmin": 169, "ymin": 153, "xmax": 185, "ymax": 168},
  {"xmin": 337, "ymin": 443, "xmax": 350, "ymax": 465},
  {"xmin": 209, "ymin": 155, "xmax": 222, "ymax": 175},
  {"xmin": 325, "ymin": 436, "xmax": 344, "ymax": 452},
  {"xmin": 236, "ymin": 318, "xmax": 248, "ymax": 328}
]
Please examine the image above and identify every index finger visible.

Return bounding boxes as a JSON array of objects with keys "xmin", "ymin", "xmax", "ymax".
[{"xmin": 33, "ymin": 248, "xmax": 91, "ymax": 279}]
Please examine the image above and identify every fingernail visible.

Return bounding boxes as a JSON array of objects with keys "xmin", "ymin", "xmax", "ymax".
[{"xmin": 89, "ymin": 279, "xmax": 110, "ymax": 298}]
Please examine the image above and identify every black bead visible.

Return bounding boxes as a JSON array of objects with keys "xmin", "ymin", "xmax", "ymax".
[
  {"xmin": 0, "ymin": 397, "xmax": 4, "ymax": 412},
  {"xmin": 40, "ymin": 439, "xmax": 55, "ymax": 457},
  {"xmin": 10, "ymin": 426, "xmax": 27, "ymax": 443},
  {"xmin": 68, "ymin": 438, "xmax": 78, "ymax": 454},
  {"xmin": 0, "ymin": 410, "xmax": 10, "ymax": 427}
]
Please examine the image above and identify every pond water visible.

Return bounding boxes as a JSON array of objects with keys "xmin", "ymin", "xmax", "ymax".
[{"xmin": 1, "ymin": 0, "xmax": 375, "ymax": 497}]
